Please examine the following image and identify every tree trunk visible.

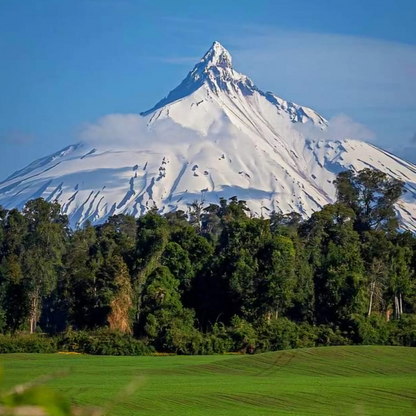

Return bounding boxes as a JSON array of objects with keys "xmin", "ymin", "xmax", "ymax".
[
  {"xmin": 275, "ymin": 310, "xmax": 278, "ymax": 319},
  {"xmin": 29, "ymin": 295, "xmax": 38, "ymax": 334},
  {"xmin": 394, "ymin": 295, "xmax": 399, "ymax": 319},
  {"xmin": 399, "ymin": 293, "xmax": 403, "ymax": 316},
  {"xmin": 368, "ymin": 282, "xmax": 375, "ymax": 316}
]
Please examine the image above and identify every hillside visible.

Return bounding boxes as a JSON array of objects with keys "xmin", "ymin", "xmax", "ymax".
[{"xmin": 2, "ymin": 346, "xmax": 416, "ymax": 415}]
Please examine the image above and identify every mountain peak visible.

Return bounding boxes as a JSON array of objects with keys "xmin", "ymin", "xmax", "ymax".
[
  {"xmin": 3, "ymin": 42, "xmax": 416, "ymax": 231},
  {"xmin": 142, "ymin": 41, "xmax": 325, "ymax": 126},
  {"xmin": 141, "ymin": 41, "xmax": 243, "ymax": 115},
  {"xmin": 200, "ymin": 41, "xmax": 232, "ymax": 69}
]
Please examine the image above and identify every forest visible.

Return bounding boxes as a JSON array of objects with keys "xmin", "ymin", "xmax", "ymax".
[{"xmin": 1, "ymin": 168, "xmax": 416, "ymax": 355}]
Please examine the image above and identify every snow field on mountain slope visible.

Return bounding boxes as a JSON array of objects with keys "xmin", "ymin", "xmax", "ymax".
[{"xmin": 1, "ymin": 41, "xmax": 416, "ymax": 230}]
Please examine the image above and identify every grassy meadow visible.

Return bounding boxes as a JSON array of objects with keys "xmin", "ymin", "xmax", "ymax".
[{"xmin": 1, "ymin": 346, "xmax": 416, "ymax": 415}]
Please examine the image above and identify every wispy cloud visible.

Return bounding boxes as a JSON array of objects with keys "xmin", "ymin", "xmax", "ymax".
[
  {"xmin": 392, "ymin": 132, "xmax": 416, "ymax": 164},
  {"xmin": 218, "ymin": 26, "xmax": 416, "ymax": 152},
  {"xmin": 226, "ymin": 27, "xmax": 416, "ymax": 108},
  {"xmin": 84, "ymin": 0, "xmax": 136, "ymax": 8},
  {"xmin": 146, "ymin": 56, "xmax": 200, "ymax": 66},
  {"xmin": 84, "ymin": 21, "xmax": 416, "ymax": 159},
  {"xmin": 80, "ymin": 113, "xmax": 198, "ymax": 148},
  {"xmin": 150, "ymin": 18, "xmax": 416, "ymax": 150},
  {"xmin": 295, "ymin": 114, "xmax": 375, "ymax": 142},
  {"xmin": 160, "ymin": 16, "xmax": 208, "ymax": 25},
  {"xmin": 1, "ymin": 131, "xmax": 34, "ymax": 145}
]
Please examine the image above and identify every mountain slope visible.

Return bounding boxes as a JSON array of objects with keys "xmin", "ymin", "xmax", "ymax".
[{"xmin": 1, "ymin": 41, "xmax": 416, "ymax": 230}]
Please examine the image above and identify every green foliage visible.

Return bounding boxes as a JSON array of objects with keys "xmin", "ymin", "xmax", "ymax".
[
  {"xmin": 257, "ymin": 318, "xmax": 301, "ymax": 351},
  {"xmin": 0, "ymin": 167, "xmax": 415, "ymax": 355},
  {"xmin": 0, "ymin": 334, "xmax": 58, "ymax": 354},
  {"xmin": 354, "ymin": 314, "xmax": 393, "ymax": 345},
  {"xmin": 353, "ymin": 314, "xmax": 416, "ymax": 346},
  {"xmin": 228, "ymin": 316, "xmax": 257, "ymax": 353},
  {"xmin": 161, "ymin": 242, "xmax": 194, "ymax": 292},
  {"xmin": 300, "ymin": 203, "xmax": 368, "ymax": 327},
  {"xmin": 334, "ymin": 168, "xmax": 404, "ymax": 233},
  {"xmin": 256, "ymin": 319, "xmax": 350, "ymax": 352},
  {"xmin": 0, "ymin": 331, "xmax": 152, "ymax": 356},
  {"xmin": 1, "ymin": 384, "xmax": 72, "ymax": 416},
  {"xmin": 58, "ymin": 329, "xmax": 152, "ymax": 356},
  {"xmin": 393, "ymin": 314, "xmax": 416, "ymax": 346},
  {"xmin": 140, "ymin": 266, "xmax": 200, "ymax": 353},
  {"xmin": 198, "ymin": 324, "xmax": 234, "ymax": 354}
]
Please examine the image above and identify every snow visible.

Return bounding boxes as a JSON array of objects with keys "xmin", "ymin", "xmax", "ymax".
[{"xmin": 1, "ymin": 41, "xmax": 416, "ymax": 230}]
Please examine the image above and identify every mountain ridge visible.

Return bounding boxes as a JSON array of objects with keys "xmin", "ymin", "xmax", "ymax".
[{"xmin": 1, "ymin": 41, "xmax": 416, "ymax": 230}]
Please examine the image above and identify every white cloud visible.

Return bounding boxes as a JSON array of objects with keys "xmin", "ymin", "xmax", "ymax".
[
  {"xmin": 295, "ymin": 114, "xmax": 375, "ymax": 142},
  {"xmin": 80, "ymin": 25, "xmax": 415, "ymax": 158},
  {"xmin": 79, "ymin": 113, "xmax": 198, "ymax": 148},
  {"xmin": 80, "ymin": 114, "xmax": 145, "ymax": 146}
]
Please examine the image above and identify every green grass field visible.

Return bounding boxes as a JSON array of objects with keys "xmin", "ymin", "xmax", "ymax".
[{"xmin": 1, "ymin": 346, "xmax": 416, "ymax": 415}]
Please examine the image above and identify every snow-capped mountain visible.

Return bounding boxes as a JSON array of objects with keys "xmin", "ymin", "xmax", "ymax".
[{"xmin": 2, "ymin": 41, "xmax": 416, "ymax": 230}]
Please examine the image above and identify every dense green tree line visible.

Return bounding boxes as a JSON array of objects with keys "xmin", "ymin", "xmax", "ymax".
[{"xmin": 1, "ymin": 168, "xmax": 416, "ymax": 353}]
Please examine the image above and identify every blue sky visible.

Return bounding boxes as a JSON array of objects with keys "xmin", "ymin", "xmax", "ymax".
[{"xmin": 1, "ymin": 0, "xmax": 416, "ymax": 178}]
